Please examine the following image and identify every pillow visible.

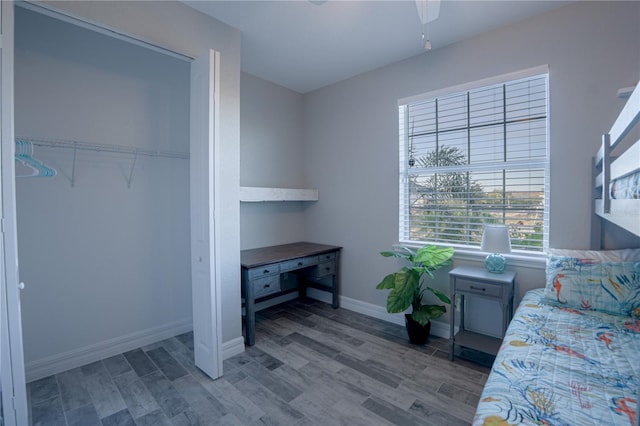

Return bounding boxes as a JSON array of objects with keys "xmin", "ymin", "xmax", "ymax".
[
  {"xmin": 547, "ymin": 248, "xmax": 640, "ymax": 262},
  {"xmin": 543, "ymin": 254, "xmax": 640, "ymax": 318}
]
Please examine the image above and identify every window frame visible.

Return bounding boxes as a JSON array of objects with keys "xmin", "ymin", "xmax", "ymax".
[{"xmin": 397, "ymin": 65, "xmax": 550, "ymax": 254}]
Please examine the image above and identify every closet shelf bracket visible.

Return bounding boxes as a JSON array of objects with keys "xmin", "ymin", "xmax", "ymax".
[
  {"xmin": 126, "ymin": 151, "xmax": 138, "ymax": 189},
  {"xmin": 70, "ymin": 143, "xmax": 78, "ymax": 188}
]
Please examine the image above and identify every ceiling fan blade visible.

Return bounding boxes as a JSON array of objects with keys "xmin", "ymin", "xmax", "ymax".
[{"xmin": 416, "ymin": 0, "xmax": 441, "ymax": 24}]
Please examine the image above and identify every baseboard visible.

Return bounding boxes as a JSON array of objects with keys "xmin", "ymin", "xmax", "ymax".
[
  {"xmin": 306, "ymin": 288, "xmax": 450, "ymax": 339},
  {"xmin": 222, "ymin": 336, "xmax": 245, "ymax": 360},
  {"xmin": 26, "ymin": 319, "xmax": 247, "ymax": 383},
  {"xmin": 25, "ymin": 318, "xmax": 192, "ymax": 383}
]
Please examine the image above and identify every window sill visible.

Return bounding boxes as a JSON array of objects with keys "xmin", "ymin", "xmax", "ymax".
[
  {"xmin": 396, "ymin": 242, "xmax": 546, "ymax": 270},
  {"xmin": 454, "ymin": 248, "xmax": 545, "ymax": 270}
]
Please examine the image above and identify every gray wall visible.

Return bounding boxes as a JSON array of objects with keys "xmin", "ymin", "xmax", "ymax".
[
  {"xmin": 16, "ymin": 0, "xmax": 243, "ymax": 369},
  {"xmin": 239, "ymin": 72, "xmax": 308, "ymax": 250},
  {"xmin": 301, "ymin": 0, "xmax": 640, "ymax": 320}
]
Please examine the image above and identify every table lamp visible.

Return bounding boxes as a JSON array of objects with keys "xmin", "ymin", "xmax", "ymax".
[{"xmin": 481, "ymin": 224, "xmax": 512, "ymax": 274}]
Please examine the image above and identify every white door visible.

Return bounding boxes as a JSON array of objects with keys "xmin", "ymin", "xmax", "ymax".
[
  {"xmin": 0, "ymin": 1, "xmax": 29, "ymax": 424},
  {"xmin": 190, "ymin": 50, "xmax": 222, "ymax": 379}
]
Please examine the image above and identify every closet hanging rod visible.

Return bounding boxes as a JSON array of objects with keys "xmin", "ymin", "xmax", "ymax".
[{"xmin": 16, "ymin": 137, "xmax": 190, "ymax": 160}]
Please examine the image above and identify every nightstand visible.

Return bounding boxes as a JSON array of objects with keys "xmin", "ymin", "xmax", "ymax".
[{"xmin": 449, "ymin": 265, "xmax": 515, "ymax": 361}]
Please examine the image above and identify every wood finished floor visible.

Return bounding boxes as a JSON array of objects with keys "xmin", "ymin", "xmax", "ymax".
[{"xmin": 28, "ymin": 298, "xmax": 492, "ymax": 426}]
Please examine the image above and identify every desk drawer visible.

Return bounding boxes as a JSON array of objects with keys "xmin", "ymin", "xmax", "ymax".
[
  {"xmin": 315, "ymin": 261, "xmax": 336, "ymax": 278},
  {"xmin": 456, "ymin": 279, "xmax": 502, "ymax": 298},
  {"xmin": 253, "ymin": 275, "xmax": 280, "ymax": 298},
  {"xmin": 248, "ymin": 264, "xmax": 280, "ymax": 280},
  {"xmin": 318, "ymin": 252, "xmax": 336, "ymax": 262},
  {"xmin": 280, "ymin": 256, "xmax": 317, "ymax": 273}
]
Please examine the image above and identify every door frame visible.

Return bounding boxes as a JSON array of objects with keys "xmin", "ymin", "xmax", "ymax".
[
  {"xmin": 190, "ymin": 50, "xmax": 223, "ymax": 379},
  {"xmin": 1, "ymin": 1, "xmax": 29, "ymax": 424}
]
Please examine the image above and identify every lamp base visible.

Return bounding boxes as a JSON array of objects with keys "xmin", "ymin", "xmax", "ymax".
[{"xmin": 485, "ymin": 253, "xmax": 506, "ymax": 274}]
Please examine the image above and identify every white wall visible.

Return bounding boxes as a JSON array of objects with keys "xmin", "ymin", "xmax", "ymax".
[
  {"xmin": 15, "ymin": 0, "xmax": 243, "ymax": 374},
  {"xmin": 15, "ymin": 7, "xmax": 191, "ymax": 367},
  {"xmin": 239, "ymin": 72, "xmax": 307, "ymax": 250},
  {"xmin": 301, "ymin": 0, "xmax": 640, "ymax": 325}
]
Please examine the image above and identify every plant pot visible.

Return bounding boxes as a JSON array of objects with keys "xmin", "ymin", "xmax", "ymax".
[{"xmin": 404, "ymin": 314, "xmax": 431, "ymax": 345}]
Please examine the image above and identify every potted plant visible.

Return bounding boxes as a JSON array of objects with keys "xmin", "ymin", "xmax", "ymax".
[{"xmin": 376, "ymin": 244, "xmax": 454, "ymax": 344}]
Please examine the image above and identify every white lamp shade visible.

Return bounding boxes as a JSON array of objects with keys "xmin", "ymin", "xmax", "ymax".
[{"xmin": 481, "ymin": 225, "xmax": 512, "ymax": 254}]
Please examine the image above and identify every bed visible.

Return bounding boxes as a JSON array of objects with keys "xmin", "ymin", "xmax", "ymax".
[
  {"xmin": 593, "ymin": 82, "xmax": 640, "ymax": 237},
  {"xmin": 473, "ymin": 248, "xmax": 640, "ymax": 426},
  {"xmin": 473, "ymin": 288, "xmax": 639, "ymax": 426}
]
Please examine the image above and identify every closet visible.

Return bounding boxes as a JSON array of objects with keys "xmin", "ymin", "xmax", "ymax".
[{"xmin": 14, "ymin": 6, "xmax": 193, "ymax": 378}]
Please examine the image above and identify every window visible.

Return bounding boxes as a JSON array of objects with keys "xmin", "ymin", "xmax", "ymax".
[{"xmin": 398, "ymin": 68, "xmax": 549, "ymax": 252}]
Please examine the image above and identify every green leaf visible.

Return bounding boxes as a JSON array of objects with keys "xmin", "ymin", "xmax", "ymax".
[
  {"xmin": 426, "ymin": 287, "xmax": 451, "ymax": 304},
  {"xmin": 375, "ymin": 273, "xmax": 397, "ymax": 290},
  {"xmin": 410, "ymin": 308, "xmax": 431, "ymax": 326},
  {"xmin": 398, "ymin": 246, "xmax": 417, "ymax": 260},
  {"xmin": 411, "ymin": 304, "xmax": 447, "ymax": 325},
  {"xmin": 386, "ymin": 269, "xmax": 418, "ymax": 313},
  {"xmin": 414, "ymin": 246, "xmax": 454, "ymax": 269},
  {"xmin": 379, "ymin": 248, "xmax": 414, "ymax": 263},
  {"xmin": 380, "ymin": 251, "xmax": 400, "ymax": 258}
]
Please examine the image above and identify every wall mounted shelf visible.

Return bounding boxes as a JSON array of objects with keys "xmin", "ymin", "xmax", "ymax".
[
  {"xmin": 240, "ymin": 186, "xmax": 318, "ymax": 202},
  {"xmin": 618, "ymin": 86, "xmax": 636, "ymax": 98}
]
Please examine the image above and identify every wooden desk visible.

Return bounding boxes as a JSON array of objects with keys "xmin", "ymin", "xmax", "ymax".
[{"xmin": 241, "ymin": 242, "xmax": 342, "ymax": 346}]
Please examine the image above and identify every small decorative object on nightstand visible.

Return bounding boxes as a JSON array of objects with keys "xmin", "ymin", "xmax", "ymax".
[
  {"xmin": 481, "ymin": 224, "xmax": 512, "ymax": 274},
  {"xmin": 449, "ymin": 265, "xmax": 515, "ymax": 361}
]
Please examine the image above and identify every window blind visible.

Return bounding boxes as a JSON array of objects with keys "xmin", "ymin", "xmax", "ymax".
[{"xmin": 398, "ymin": 72, "xmax": 549, "ymax": 251}]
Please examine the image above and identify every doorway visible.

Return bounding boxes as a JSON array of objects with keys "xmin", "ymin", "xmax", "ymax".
[{"xmin": 1, "ymin": 3, "xmax": 222, "ymax": 423}]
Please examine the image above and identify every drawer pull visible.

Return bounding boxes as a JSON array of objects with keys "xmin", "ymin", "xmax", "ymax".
[
  {"xmin": 263, "ymin": 269, "xmax": 270, "ymax": 274},
  {"xmin": 298, "ymin": 262, "xmax": 303, "ymax": 266},
  {"xmin": 470, "ymin": 285, "xmax": 486, "ymax": 292},
  {"xmin": 263, "ymin": 284, "xmax": 270, "ymax": 289}
]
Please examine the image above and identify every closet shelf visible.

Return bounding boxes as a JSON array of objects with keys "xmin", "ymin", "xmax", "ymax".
[
  {"xmin": 17, "ymin": 137, "xmax": 189, "ymax": 159},
  {"xmin": 240, "ymin": 186, "xmax": 319, "ymax": 202},
  {"xmin": 16, "ymin": 136, "xmax": 188, "ymax": 188}
]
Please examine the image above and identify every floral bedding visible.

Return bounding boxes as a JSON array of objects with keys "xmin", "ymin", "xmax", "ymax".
[{"xmin": 473, "ymin": 289, "xmax": 639, "ymax": 426}]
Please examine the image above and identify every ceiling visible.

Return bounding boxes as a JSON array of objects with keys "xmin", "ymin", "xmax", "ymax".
[{"xmin": 183, "ymin": 1, "xmax": 572, "ymax": 94}]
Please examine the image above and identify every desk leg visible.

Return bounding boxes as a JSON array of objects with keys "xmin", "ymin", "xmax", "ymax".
[
  {"xmin": 331, "ymin": 275, "xmax": 339, "ymax": 308},
  {"xmin": 332, "ymin": 253, "xmax": 340, "ymax": 308},
  {"xmin": 299, "ymin": 275, "xmax": 307, "ymax": 301},
  {"xmin": 244, "ymin": 278, "xmax": 256, "ymax": 347}
]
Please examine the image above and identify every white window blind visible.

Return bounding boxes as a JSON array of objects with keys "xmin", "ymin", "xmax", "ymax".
[{"xmin": 398, "ymin": 71, "xmax": 549, "ymax": 251}]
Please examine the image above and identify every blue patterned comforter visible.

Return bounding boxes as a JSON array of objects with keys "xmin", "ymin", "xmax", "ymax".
[{"xmin": 473, "ymin": 289, "xmax": 639, "ymax": 426}]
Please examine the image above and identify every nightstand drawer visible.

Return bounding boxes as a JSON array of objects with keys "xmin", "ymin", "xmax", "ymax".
[
  {"xmin": 248, "ymin": 264, "xmax": 280, "ymax": 280},
  {"xmin": 253, "ymin": 274, "xmax": 280, "ymax": 298},
  {"xmin": 456, "ymin": 279, "xmax": 502, "ymax": 298},
  {"xmin": 280, "ymin": 256, "xmax": 317, "ymax": 272}
]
